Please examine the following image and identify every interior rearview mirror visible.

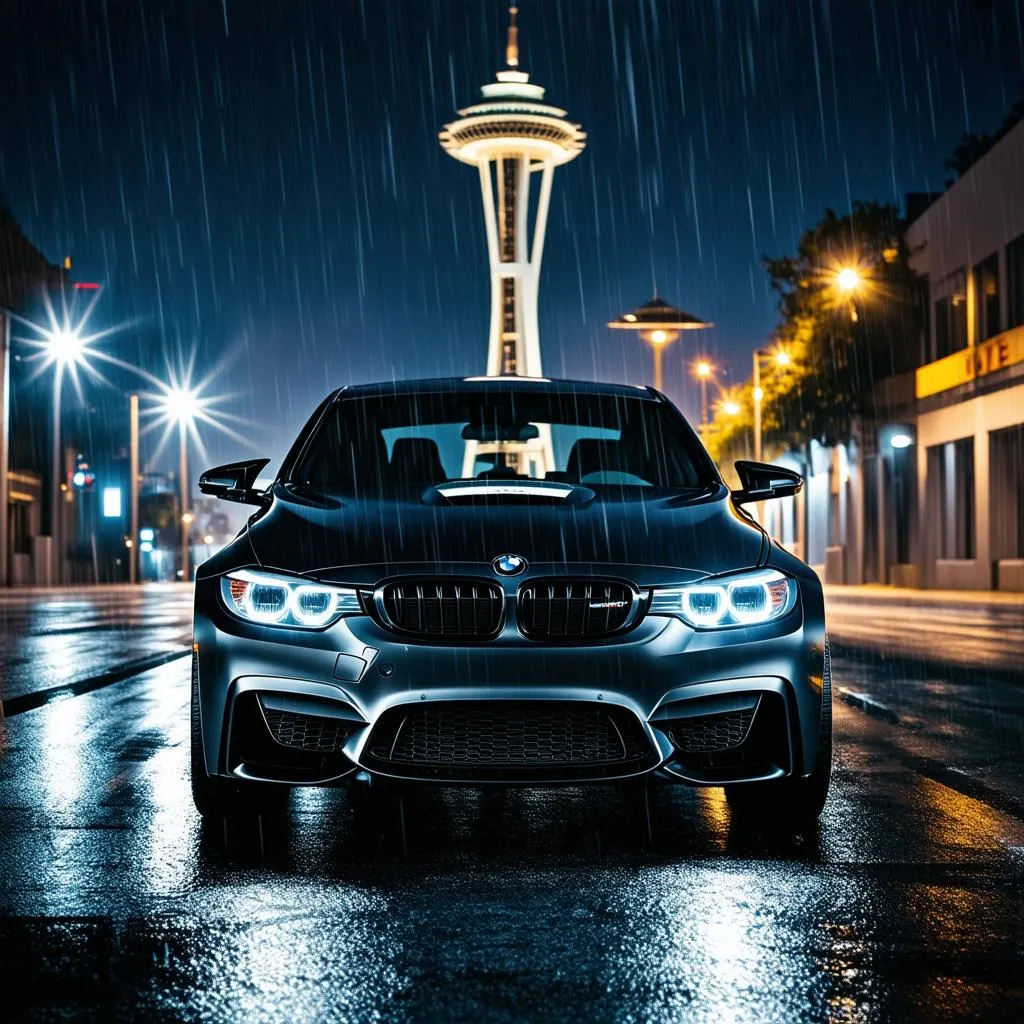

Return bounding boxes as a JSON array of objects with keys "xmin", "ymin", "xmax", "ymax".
[
  {"xmin": 461, "ymin": 422, "xmax": 540, "ymax": 443},
  {"xmin": 198, "ymin": 458, "xmax": 271, "ymax": 507},
  {"xmin": 731, "ymin": 460, "xmax": 803, "ymax": 506}
]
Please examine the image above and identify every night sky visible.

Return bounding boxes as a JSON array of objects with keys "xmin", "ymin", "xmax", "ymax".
[{"xmin": 2, "ymin": 0, "xmax": 1022, "ymax": 475}]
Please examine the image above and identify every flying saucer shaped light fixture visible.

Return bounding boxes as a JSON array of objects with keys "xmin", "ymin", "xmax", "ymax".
[{"xmin": 608, "ymin": 296, "xmax": 712, "ymax": 391}]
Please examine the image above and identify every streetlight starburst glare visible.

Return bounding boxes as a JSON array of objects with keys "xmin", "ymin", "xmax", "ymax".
[
  {"xmin": 10, "ymin": 285, "xmax": 138, "ymax": 401},
  {"xmin": 140, "ymin": 353, "xmax": 250, "ymax": 468},
  {"xmin": 836, "ymin": 267, "xmax": 861, "ymax": 293},
  {"xmin": 161, "ymin": 385, "xmax": 202, "ymax": 426}
]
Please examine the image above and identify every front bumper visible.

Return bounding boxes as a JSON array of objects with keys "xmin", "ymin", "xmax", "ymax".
[{"xmin": 192, "ymin": 572, "xmax": 827, "ymax": 787}]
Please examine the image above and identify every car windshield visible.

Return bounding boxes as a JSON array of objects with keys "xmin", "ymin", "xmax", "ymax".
[{"xmin": 292, "ymin": 389, "xmax": 715, "ymax": 497}]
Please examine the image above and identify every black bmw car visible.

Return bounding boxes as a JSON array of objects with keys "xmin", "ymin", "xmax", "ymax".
[{"xmin": 191, "ymin": 376, "xmax": 830, "ymax": 825}]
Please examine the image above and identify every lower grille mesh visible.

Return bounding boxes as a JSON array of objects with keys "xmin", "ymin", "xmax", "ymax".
[
  {"xmin": 667, "ymin": 707, "xmax": 756, "ymax": 754},
  {"xmin": 369, "ymin": 701, "xmax": 651, "ymax": 769},
  {"xmin": 263, "ymin": 708, "xmax": 354, "ymax": 753}
]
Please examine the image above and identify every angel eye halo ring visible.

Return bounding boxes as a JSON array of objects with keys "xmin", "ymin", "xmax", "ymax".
[
  {"xmin": 649, "ymin": 568, "xmax": 796, "ymax": 629},
  {"xmin": 219, "ymin": 569, "xmax": 362, "ymax": 628}
]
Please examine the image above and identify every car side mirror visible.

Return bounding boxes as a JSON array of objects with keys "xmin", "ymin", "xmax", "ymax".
[
  {"xmin": 198, "ymin": 458, "xmax": 272, "ymax": 507},
  {"xmin": 731, "ymin": 460, "xmax": 803, "ymax": 506}
]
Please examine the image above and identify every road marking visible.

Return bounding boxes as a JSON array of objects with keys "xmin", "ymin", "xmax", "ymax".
[
  {"xmin": 1, "ymin": 648, "xmax": 191, "ymax": 717},
  {"xmin": 838, "ymin": 687, "xmax": 901, "ymax": 724}
]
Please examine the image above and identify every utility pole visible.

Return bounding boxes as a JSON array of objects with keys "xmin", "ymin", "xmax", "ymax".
[
  {"xmin": 179, "ymin": 424, "xmax": 190, "ymax": 582},
  {"xmin": 51, "ymin": 373, "xmax": 63, "ymax": 585},
  {"xmin": 129, "ymin": 393, "xmax": 139, "ymax": 584}
]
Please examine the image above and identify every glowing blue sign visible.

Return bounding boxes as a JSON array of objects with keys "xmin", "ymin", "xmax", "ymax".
[{"xmin": 102, "ymin": 487, "xmax": 122, "ymax": 518}]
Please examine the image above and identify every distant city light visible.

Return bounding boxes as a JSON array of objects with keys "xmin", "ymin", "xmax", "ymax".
[
  {"xmin": 723, "ymin": 400, "xmax": 741, "ymax": 416},
  {"xmin": 753, "ymin": 386, "xmax": 765, "ymax": 402},
  {"xmin": 140, "ymin": 541, "xmax": 154, "ymax": 553},
  {"xmin": 649, "ymin": 329, "xmax": 669, "ymax": 344},
  {"xmin": 890, "ymin": 432, "xmax": 914, "ymax": 449},
  {"xmin": 102, "ymin": 487, "xmax": 122, "ymax": 518},
  {"xmin": 694, "ymin": 360, "xmax": 713, "ymax": 379},
  {"xmin": 72, "ymin": 470, "xmax": 87, "ymax": 487},
  {"xmin": 140, "ymin": 528, "xmax": 155, "ymax": 542},
  {"xmin": 203, "ymin": 534, "xmax": 214, "ymax": 545}
]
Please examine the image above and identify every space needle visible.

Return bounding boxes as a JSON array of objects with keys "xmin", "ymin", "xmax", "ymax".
[{"xmin": 440, "ymin": 4, "xmax": 586, "ymax": 476}]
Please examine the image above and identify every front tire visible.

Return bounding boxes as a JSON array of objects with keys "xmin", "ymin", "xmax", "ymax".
[
  {"xmin": 190, "ymin": 652, "xmax": 288, "ymax": 818},
  {"xmin": 726, "ymin": 639, "xmax": 832, "ymax": 828}
]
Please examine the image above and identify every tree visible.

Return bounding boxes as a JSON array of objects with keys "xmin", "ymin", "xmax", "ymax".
[
  {"xmin": 704, "ymin": 201, "xmax": 923, "ymax": 474},
  {"xmin": 944, "ymin": 79, "xmax": 1024, "ymax": 183},
  {"xmin": 759, "ymin": 201, "xmax": 922, "ymax": 454}
]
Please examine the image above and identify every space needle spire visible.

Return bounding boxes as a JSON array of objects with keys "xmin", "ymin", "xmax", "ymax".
[
  {"xmin": 505, "ymin": 5, "xmax": 519, "ymax": 66},
  {"xmin": 440, "ymin": 2, "xmax": 586, "ymax": 476}
]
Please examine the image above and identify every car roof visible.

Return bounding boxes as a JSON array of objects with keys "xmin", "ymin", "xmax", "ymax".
[{"xmin": 334, "ymin": 376, "xmax": 662, "ymax": 401}]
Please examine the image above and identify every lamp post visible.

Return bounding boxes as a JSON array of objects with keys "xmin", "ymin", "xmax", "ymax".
[
  {"xmin": 752, "ymin": 345, "xmax": 791, "ymax": 463},
  {"xmin": 43, "ymin": 327, "xmax": 89, "ymax": 584},
  {"xmin": 692, "ymin": 358, "xmax": 714, "ymax": 431},
  {"xmin": 158, "ymin": 385, "xmax": 200, "ymax": 583},
  {"xmin": 608, "ymin": 296, "xmax": 712, "ymax": 392},
  {"xmin": 834, "ymin": 265, "xmax": 863, "ymax": 322}
]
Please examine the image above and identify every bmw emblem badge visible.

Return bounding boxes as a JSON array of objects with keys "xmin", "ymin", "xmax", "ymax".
[{"xmin": 492, "ymin": 553, "xmax": 527, "ymax": 577}]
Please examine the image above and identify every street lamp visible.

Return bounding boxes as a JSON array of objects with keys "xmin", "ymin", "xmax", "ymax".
[
  {"xmin": 835, "ymin": 267, "xmax": 861, "ymax": 293},
  {"xmin": 10, "ymin": 286, "xmax": 135, "ymax": 584},
  {"xmin": 692, "ymin": 358, "xmax": 715, "ymax": 431},
  {"xmin": 829, "ymin": 262, "xmax": 868, "ymax": 322},
  {"xmin": 141, "ymin": 364, "xmax": 244, "ymax": 584},
  {"xmin": 752, "ymin": 345, "xmax": 792, "ymax": 463},
  {"xmin": 42, "ymin": 326, "xmax": 88, "ymax": 583},
  {"xmin": 159, "ymin": 385, "xmax": 201, "ymax": 583},
  {"xmin": 716, "ymin": 385, "xmax": 743, "ymax": 420},
  {"xmin": 608, "ymin": 296, "xmax": 712, "ymax": 392}
]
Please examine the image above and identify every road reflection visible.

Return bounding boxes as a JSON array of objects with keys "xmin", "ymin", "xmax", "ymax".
[{"xmin": 3, "ymin": 654, "xmax": 1023, "ymax": 1022}]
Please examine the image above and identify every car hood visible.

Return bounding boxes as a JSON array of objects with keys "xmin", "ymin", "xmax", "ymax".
[{"xmin": 244, "ymin": 484, "xmax": 766, "ymax": 585}]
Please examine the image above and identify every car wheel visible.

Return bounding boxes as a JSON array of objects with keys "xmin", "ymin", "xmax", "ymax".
[
  {"xmin": 726, "ymin": 638, "xmax": 832, "ymax": 828},
  {"xmin": 190, "ymin": 652, "xmax": 289, "ymax": 818}
]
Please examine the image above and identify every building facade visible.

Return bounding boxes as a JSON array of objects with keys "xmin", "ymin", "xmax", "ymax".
[
  {"xmin": 904, "ymin": 118, "xmax": 1024, "ymax": 590},
  {"xmin": 765, "ymin": 119, "xmax": 1024, "ymax": 592}
]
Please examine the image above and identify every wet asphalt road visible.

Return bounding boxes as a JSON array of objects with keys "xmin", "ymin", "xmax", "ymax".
[{"xmin": 1, "ymin": 586, "xmax": 1023, "ymax": 1022}]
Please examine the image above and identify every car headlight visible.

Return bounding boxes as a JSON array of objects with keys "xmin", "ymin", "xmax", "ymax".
[
  {"xmin": 649, "ymin": 569, "xmax": 796, "ymax": 629},
  {"xmin": 220, "ymin": 569, "xmax": 362, "ymax": 628}
]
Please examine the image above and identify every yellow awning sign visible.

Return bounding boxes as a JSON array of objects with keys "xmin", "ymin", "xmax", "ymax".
[{"xmin": 916, "ymin": 325, "xmax": 1024, "ymax": 399}]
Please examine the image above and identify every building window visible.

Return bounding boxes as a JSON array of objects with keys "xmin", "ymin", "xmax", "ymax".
[
  {"xmin": 973, "ymin": 251, "xmax": 1000, "ymax": 342},
  {"xmin": 930, "ymin": 437, "xmax": 975, "ymax": 560},
  {"xmin": 892, "ymin": 448, "xmax": 913, "ymax": 564},
  {"xmin": 933, "ymin": 269, "xmax": 967, "ymax": 359},
  {"xmin": 1008, "ymin": 232, "xmax": 1024, "ymax": 329}
]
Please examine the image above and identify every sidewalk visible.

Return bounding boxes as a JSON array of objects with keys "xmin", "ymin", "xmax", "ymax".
[
  {"xmin": 825, "ymin": 584, "xmax": 1023, "ymax": 676},
  {"xmin": 824, "ymin": 583, "xmax": 1024, "ymax": 608}
]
